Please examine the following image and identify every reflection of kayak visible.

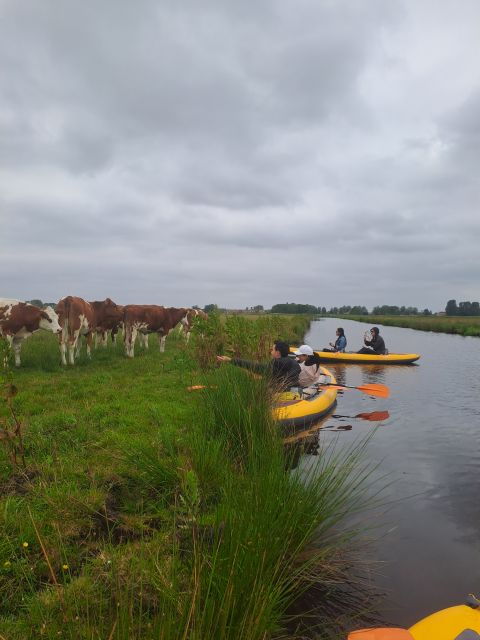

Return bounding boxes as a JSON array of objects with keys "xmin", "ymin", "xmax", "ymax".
[
  {"xmin": 348, "ymin": 597, "xmax": 480, "ymax": 639},
  {"xmin": 312, "ymin": 350, "xmax": 420, "ymax": 365},
  {"xmin": 272, "ymin": 366, "xmax": 337, "ymax": 429}
]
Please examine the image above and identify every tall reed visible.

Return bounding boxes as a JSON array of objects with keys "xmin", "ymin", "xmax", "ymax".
[{"xmin": 166, "ymin": 366, "xmax": 377, "ymax": 639}]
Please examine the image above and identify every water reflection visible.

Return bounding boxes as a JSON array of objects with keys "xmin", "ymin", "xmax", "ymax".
[
  {"xmin": 360, "ymin": 365, "xmax": 387, "ymax": 383},
  {"xmin": 303, "ymin": 317, "xmax": 480, "ymax": 626}
]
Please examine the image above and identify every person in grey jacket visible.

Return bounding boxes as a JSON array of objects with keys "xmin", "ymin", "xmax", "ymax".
[{"xmin": 217, "ymin": 340, "xmax": 301, "ymax": 391}]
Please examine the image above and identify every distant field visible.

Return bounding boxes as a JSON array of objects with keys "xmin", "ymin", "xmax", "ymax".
[{"xmin": 340, "ymin": 314, "xmax": 480, "ymax": 336}]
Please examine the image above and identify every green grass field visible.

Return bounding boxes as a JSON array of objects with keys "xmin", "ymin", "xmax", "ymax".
[
  {"xmin": 340, "ymin": 315, "xmax": 480, "ymax": 336},
  {"xmin": 0, "ymin": 324, "xmax": 375, "ymax": 639}
]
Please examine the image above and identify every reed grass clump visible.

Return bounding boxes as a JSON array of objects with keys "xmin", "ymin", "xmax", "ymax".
[{"xmin": 192, "ymin": 312, "xmax": 311, "ymax": 369}]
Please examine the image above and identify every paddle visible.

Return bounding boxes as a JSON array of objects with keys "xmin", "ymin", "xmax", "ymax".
[
  {"xmin": 332, "ymin": 410, "xmax": 390, "ymax": 421},
  {"xmin": 187, "ymin": 385, "xmax": 217, "ymax": 391},
  {"xmin": 316, "ymin": 382, "xmax": 390, "ymax": 398}
]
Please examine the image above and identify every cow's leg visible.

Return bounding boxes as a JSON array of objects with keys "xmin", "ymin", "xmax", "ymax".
[
  {"xmin": 159, "ymin": 334, "xmax": 166, "ymax": 352},
  {"xmin": 125, "ymin": 325, "xmax": 136, "ymax": 358},
  {"xmin": 142, "ymin": 333, "xmax": 149, "ymax": 349},
  {"xmin": 86, "ymin": 333, "xmax": 93, "ymax": 358},
  {"xmin": 69, "ymin": 331, "xmax": 80, "ymax": 365},
  {"xmin": 185, "ymin": 330, "xmax": 191, "ymax": 344},
  {"xmin": 59, "ymin": 328, "xmax": 68, "ymax": 365},
  {"xmin": 75, "ymin": 334, "xmax": 82, "ymax": 359},
  {"xmin": 94, "ymin": 332, "xmax": 99, "ymax": 348},
  {"xmin": 11, "ymin": 338, "xmax": 23, "ymax": 367}
]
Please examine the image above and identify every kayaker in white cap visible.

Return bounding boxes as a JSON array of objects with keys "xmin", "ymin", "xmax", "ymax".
[{"xmin": 293, "ymin": 344, "xmax": 324, "ymax": 387}]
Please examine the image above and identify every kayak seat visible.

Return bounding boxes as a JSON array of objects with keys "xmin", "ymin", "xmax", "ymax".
[
  {"xmin": 348, "ymin": 629, "xmax": 414, "ymax": 639},
  {"xmin": 455, "ymin": 631, "xmax": 480, "ymax": 640}
]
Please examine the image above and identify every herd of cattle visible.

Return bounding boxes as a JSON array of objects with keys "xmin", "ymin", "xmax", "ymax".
[{"xmin": 0, "ymin": 296, "xmax": 207, "ymax": 366}]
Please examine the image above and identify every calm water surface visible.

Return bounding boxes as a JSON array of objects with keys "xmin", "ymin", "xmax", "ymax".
[{"xmin": 302, "ymin": 318, "xmax": 480, "ymax": 627}]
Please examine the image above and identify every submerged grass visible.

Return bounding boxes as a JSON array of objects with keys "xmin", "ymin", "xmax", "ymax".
[{"xmin": 0, "ymin": 321, "xmax": 378, "ymax": 639}]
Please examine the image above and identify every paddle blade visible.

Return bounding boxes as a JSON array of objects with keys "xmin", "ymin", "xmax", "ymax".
[
  {"xmin": 322, "ymin": 383, "xmax": 390, "ymax": 398},
  {"xmin": 355, "ymin": 411, "xmax": 390, "ymax": 421},
  {"xmin": 348, "ymin": 630, "xmax": 413, "ymax": 640},
  {"xmin": 356, "ymin": 384, "xmax": 390, "ymax": 398},
  {"xmin": 187, "ymin": 385, "xmax": 218, "ymax": 391}
]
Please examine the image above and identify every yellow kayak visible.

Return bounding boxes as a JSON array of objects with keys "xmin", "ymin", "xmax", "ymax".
[
  {"xmin": 348, "ymin": 597, "xmax": 480, "ymax": 639},
  {"xmin": 272, "ymin": 366, "xmax": 337, "ymax": 428},
  {"xmin": 312, "ymin": 350, "xmax": 420, "ymax": 365}
]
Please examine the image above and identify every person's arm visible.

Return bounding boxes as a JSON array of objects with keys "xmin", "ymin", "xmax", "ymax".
[
  {"xmin": 216, "ymin": 355, "xmax": 269, "ymax": 375},
  {"xmin": 232, "ymin": 358, "xmax": 269, "ymax": 374}
]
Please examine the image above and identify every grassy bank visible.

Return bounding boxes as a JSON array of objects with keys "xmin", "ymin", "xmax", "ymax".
[
  {"xmin": 0, "ymin": 317, "xmax": 374, "ymax": 639},
  {"xmin": 334, "ymin": 315, "xmax": 480, "ymax": 337}
]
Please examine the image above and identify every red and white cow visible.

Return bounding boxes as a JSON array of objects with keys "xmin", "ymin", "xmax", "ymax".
[
  {"xmin": 0, "ymin": 299, "xmax": 61, "ymax": 366},
  {"xmin": 56, "ymin": 296, "xmax": 96, "ymax": 365},
  {"xmin": 123, "ymin": 306, "xmax": 189, "ymax": 358},
  {"xmin": 89, "ymin": 298, "xmax": 124, "ymax": 347},
  {"xmin": 179, "ymin": 308, "xmax": 209, "ymax": 343}
]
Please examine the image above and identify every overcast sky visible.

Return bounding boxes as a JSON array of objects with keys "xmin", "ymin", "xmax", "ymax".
[{"xmin": 1, "ymin": 0, "xmax": 479, "ymax": 310}]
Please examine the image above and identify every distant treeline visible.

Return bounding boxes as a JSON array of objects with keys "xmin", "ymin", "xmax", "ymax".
[
  {"xmin": 26, "ymin": 299, "xmax": 57, "ymax": 308},
  {"xmin": 270, "ymin": 303, "xmax": 434, "ymax": 315},
  {"xmin": 445, "ymin": 300, "xmax": 480, "ymax": 316}
]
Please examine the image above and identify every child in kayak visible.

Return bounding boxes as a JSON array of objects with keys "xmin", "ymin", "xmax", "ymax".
[{"xmin": 357, "ymin": 327, "xmax": 386, "ymax": 354}]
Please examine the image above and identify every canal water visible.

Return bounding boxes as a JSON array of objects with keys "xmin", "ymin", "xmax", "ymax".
[{"xmin": 302, "ymin": 317, "xmax": 480, "ymax": 628}]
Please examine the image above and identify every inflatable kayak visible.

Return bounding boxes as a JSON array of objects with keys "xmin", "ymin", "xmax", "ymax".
[
  {"xmin": 272, "ymin": 366, "xmax": 337, "ymax": 429},
  {"xmin": 311, "ymin": 350, "xmax": 420, "ymax": 365},
  {"xmin": 348, "ymin": 595, "xmax": 480, "ymax": 639}
]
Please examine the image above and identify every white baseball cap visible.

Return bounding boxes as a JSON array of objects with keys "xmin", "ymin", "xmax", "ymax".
[{"xmin": 293, "ymin": 344, "xmax": 314, "ymax": 356}]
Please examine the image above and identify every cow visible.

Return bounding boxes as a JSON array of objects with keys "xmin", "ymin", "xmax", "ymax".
[
  {"xmin": 123, "ymin": 305, "xmax": 189, "ymax": 358},
  {"xmin": 56, "ymin": 296, "xmax": 96, "ymax": 365},
  {"xmin": 0, "ymin": 299, "xmax": 61, "ymax": 367},
  {"xmin": 179, "ymin": 308, "xmax": 209, "ymax": 343},
  {"xmin": 89, "ymin": 298, "xmax": 124, "ymax": 347}
]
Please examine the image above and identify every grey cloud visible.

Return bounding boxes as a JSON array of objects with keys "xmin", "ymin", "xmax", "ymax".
[{"xmin": 1, "ymin": 0, "xmax": 480, "ymax": 309}]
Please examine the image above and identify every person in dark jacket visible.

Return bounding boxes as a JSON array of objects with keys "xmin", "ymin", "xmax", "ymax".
[
  {"xmin": 357, "ymin": 327, "xmax": 386, "ymax": 355},
  {"xmin": 216, "ymin": 340, "xmax": 301, "ymax": 390}
]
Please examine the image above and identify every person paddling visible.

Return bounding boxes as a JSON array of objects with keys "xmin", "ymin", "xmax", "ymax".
[
  {"xmin": 322, "ymin": 327, "xmax": 347, "ymax": 352},
  {"xmin": 216, "ymin": 340, "xmax": 301, "ymax": 391},
  {"xmin": 357, "ymin": 327, "xmax": 386, "ymax": 355}
]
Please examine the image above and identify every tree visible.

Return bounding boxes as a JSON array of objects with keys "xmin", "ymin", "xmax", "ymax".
[
  {"xmin": 445, "ymin": 300, "xmax": 458, "ymax": 316},
  {"xmin": 204, "ymin": 304, "xmax": 218, "ymax": 313}
]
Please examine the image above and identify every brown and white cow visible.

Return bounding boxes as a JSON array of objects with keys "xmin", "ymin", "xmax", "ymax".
[
  {"xmin": 179, "ymin": 308, "xmax": 209, "ymax": 343},
  {"xmin": 0, "ymin": 299, "xmax": 61, "ymax": 366},
  {"xmin": 123, "ymin": 305, "xmax": 189, "ymax": 358},
  {"xmin": 56, "ymin": 296, "xmax": 96, "ymax": 365},
  {"xmin": 89, "ymin": 298, "xmax": 124, "ymax": 347}
]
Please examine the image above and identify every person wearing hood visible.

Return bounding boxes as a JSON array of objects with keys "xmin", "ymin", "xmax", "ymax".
[{"xmin": 357, "ymin": 327, "xmax": 386, "ymax": 355}]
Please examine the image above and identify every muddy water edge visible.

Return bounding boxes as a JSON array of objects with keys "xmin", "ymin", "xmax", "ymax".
[{"xmin": 298, "ymin": 317, "xmax": 480, "ymax": 627}]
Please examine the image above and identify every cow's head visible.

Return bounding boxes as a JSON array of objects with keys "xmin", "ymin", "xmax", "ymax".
[{"xmin": 40, "ymin": 306, "xmax": 62, "ymax": 333}]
